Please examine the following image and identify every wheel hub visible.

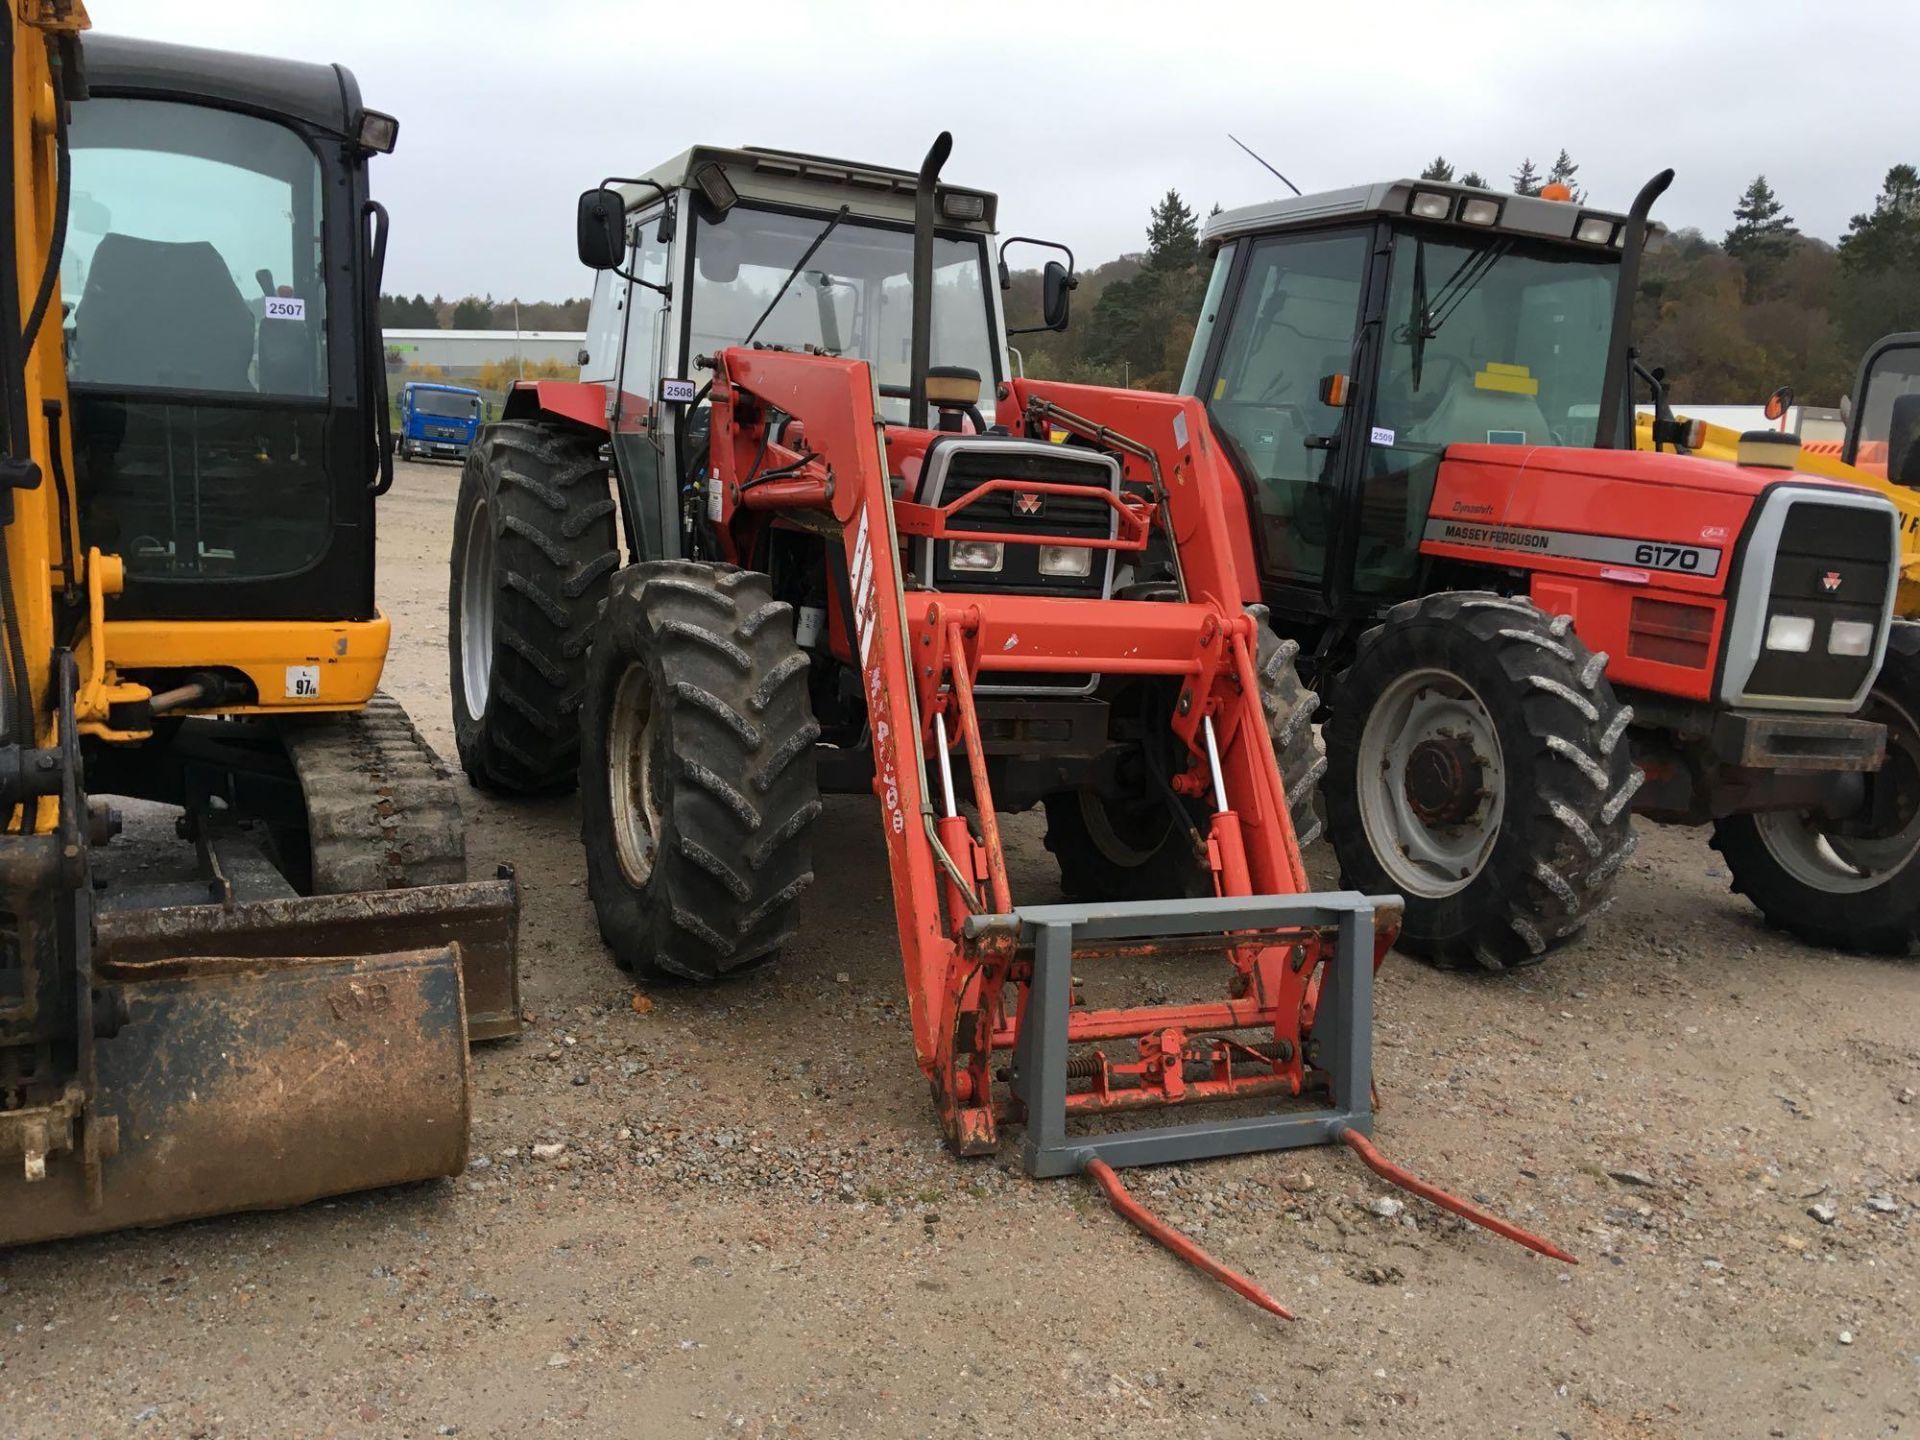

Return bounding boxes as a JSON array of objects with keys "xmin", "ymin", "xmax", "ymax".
[
  {"xmin": 609, "ymin": 662, "xmax": 662, "ymax": 889},
  {"xmin": 1403, "ymin": 733, "xmax": 1486, "ymax": 827},
  {"xmin": 1355, "ymin": 669, "xmax": 1507, "ymax": 900}
]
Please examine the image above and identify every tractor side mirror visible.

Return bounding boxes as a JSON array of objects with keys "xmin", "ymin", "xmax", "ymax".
[
  {"xmin": 1765, "ymin": 385, "xmax": 1793, "ymax": 425},
  {"xmin": 1001, "ymin": 237, "xmax": 1078, "ymax": 336},
  {"xmin": 576, "ymin": 187, "xmax": 628, "ymax": 270},
  {"xmin": 1040, "ymin": 259, "xmax": 1075, "ymax": 333},
  {"xmin": 1317, "ymin": 373, "xmax": 1350, "ymax": 408}
]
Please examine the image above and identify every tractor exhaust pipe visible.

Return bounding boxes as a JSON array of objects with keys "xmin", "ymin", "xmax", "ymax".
[
  {"xmin": 1592, "ymin": 167, "xmax": 1674, "ymax": 449},
  {"xmin": 909, "ymin": 131, "xmax": 953, "ymax": 431}
]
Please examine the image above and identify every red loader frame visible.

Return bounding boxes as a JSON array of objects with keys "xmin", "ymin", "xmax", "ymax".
[{"xmin": 701, "ymin": 348, "xmax": 1571, "ymax": 1314}]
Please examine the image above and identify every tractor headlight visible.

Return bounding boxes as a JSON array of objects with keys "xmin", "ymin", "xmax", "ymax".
[
  {"xmin": 1765, "ymin": 614, "xmax": 1815, "ymax": 653},
  {"xmin": 948, "ymin": 541, "xmax": 1004, "ymax": 574},
  {"xmin": 1037, "ymin": 545, "xmax": 1093, "ymax": 579},
  {"xmin": 1409, "ymin": 191, "xmax": 1452, "ymax": 221},
  {"xmin": 1829, "ymin": 620, "xmax": 1876, "ymax": 657},
  {"xmin": 1459, "ymin": 196, "xmax": 1501, "ymax": 226}
]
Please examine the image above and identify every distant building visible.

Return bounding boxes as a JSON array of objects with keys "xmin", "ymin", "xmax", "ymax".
[{"xmin": 384, "ymin": 328, "xmax": 586, "ymax": 378}]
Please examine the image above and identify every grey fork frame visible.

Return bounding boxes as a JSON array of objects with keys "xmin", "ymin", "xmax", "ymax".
[{"xmin": 966, "ymin": 892, "xmax": 1390, "ymax": 1179}]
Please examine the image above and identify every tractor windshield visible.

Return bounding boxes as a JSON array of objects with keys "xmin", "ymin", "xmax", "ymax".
[
  {"xmin": 688, "ymin": 204, "xmax": 998, "ymax": 420},
  {"xmin": 1376, "ymin": 230, "xmax": 1617, "ymax": 451},
  {"xmin": 1347, "ymin": 230, "xmax": 1616, "ymax": 594}
]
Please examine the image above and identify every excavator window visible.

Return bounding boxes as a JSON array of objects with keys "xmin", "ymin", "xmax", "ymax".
[
  {"xmin": 63, "ymin": 97, "xmax": 332, "ymax": 584},
  {"xmin": 1352, "ymin": 229, "xmax": 1616, "ymax": 593},
  {"xmin": 1852, "ymin": 341, "xmax": 1920, "ymax": 484}
]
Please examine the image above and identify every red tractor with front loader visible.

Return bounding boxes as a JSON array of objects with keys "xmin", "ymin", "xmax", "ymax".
[
  {"xmin": 448, "ymin": 137, "xmax": 1576, "ymax": 1313},
  {"xmin": 1175, "ymin": 173, "xmax": 1917, "ymax": 968}
]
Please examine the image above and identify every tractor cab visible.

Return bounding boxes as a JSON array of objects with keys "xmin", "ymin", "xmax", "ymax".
[
  {"xmin": 1183, "ymin": 179, "xmax": 1641, "ymax": 614},
  {"xmin": 553, "ymin": 145, "xmax": 1067, "ymax": 569}
]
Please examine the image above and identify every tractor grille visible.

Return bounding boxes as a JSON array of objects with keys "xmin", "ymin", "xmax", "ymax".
[
  {"xmin": 1726, "ymin": 491, "xmax": 1898, "ymax": 709},
  {"xmin": 918, "ymin": 437, "xmax": 1122, "ymax": 600}
]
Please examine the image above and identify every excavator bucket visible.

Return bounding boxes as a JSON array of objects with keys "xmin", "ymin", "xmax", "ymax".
[{"xmin": 0, "ymin": 876, "xmax": 515, "ymax": 1248}]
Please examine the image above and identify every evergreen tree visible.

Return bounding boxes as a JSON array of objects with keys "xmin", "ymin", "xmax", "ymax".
[
  {"xmin": 1546, "ymin": 148, "xmax": 1584, "ymax": 201},
  {"xmin": 1839, "ymin": 163, "xmax": 1920, "ymax": 272},
  {"xmin": 1510, "ymin": 157, "xmax": 1542, "ymax": 196},
  {"xmin": 1459, "ymin": 171, "xmax": 1489, "ymax": 189},
  {"xmin": 1145, "ymin": 189, "xmax": 1199, "ymax": 272},
  {"xmin": 410, "ymin": 293, "xmax": 437, "ymax": 327},
  {"xmin": 1724, "ymin": 175, "xmax": 1797, "ymax": 262},
  {"xmin": 450, "ymin": 295, "xmax": 492, "ymax": 330},
  {"xmin": 1419, "ymin": 156, "xmax": 1455, "ymax": 182}
]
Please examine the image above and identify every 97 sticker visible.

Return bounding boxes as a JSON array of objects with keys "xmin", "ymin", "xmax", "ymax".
[{"xmin": 286, "ymin": 665, "xmax": 320, "ymax": 699}]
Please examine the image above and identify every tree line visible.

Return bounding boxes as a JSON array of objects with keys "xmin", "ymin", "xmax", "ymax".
[
  {"xmin": 389, "ymin": 153, "xmax": 1920, "ymax": 409},
  {"xmin": 1006, "ymin": 155, "xmax": 1920, "ymax": 407},
  {"xmin": 379, "ymin": 293, "xmax": 590, "ymax": 330}
]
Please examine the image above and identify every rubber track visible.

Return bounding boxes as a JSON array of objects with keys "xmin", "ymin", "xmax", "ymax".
[{"xmin": 282, "ymin": 692, "xmax": 469, "ymax": 895}]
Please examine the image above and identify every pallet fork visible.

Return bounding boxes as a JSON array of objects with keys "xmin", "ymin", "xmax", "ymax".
[{"xmin": 706, "ymin": 347, "xmax": 1573, "ymax": 1317}]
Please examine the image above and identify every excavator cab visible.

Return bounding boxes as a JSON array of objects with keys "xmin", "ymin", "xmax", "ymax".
[
  {"xmin": 0, "ymin": 22, "xmax": 516, "ymax": 1249},
  {"xmin": 1845, "ymin": 333, "xmax": 1920, "ymax": 486}
]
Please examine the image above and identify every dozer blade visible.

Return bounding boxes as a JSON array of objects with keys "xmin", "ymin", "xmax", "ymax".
[
  {"xmin": 94, "ymin": 874, "xmax": 521, "ymax": 1040},
  {"xmin": 2, "ymin": 944, "xmax": 470, "ymax": 1248}
]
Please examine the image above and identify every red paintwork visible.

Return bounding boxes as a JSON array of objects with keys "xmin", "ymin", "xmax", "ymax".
[
  {"xmin": 499, "ymin": 378, "xmax": 611, "ymax": 433},
  {"xmin": 703, "ymin": 347, "xmax": 1345, "ymax": 1159},
  {"xmin": 1424, "ymin": 444, "xmax": 1870, "ymax": 699}
]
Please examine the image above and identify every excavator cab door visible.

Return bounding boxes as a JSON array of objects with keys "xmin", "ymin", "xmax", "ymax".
[
  {"xmin": 64, "ymin": 38, "xmax": 381, "ymax": 622},
  {"xmin": 1846, "ymin": 334, "xmax": 1920, "ymax": 487}
]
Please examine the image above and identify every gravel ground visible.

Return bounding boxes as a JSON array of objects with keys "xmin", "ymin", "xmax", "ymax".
[{"xmin": 3, "ymin": 458, "xmax": 1916, "ymax": 1438}]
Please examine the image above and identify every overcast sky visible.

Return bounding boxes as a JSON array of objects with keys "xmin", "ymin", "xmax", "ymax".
[{"xmin": 92, "ymin": 0, "xmax": 1919, "ymax": 303}]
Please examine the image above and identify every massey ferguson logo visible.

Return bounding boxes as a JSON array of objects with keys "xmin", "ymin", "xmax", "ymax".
[
  {"xmin": 1014, "ymin": 492, "xmax": 1046, "ymax": 517},
  {"xmin": 1822, "ymin": 570, "xmax": 1843, "ymax": 592}
]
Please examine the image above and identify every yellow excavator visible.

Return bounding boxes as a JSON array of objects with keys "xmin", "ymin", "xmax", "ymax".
[
  {"xmin": 1636, "ymin": 336, "xmax": 1920, "ymax": 612},
  {"xmin": 1, "ymin": 5, "xmax": 516, "ymax": 1245}
]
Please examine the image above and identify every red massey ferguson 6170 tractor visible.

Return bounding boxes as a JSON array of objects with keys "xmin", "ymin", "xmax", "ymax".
[
  {"xmin": 1175, "ymin": 173, "xmax": 1918, "ymax": 968},
  {"xmin": 446, "ymin": 137, "xmax": 1580, "ymax": 1312}
]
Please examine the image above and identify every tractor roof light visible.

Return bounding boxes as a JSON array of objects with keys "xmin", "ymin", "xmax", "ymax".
[
  {"xmin": 1458, "ymin": 196, "xmax": 1501, "ymax": 226},
  {"xmin": 1574, "ymin": 214, "xmax": 1616, "ymax": 245},
  {"xmin": 356, "ymin": 109, "xmax": 399, "ymax": 154},
  {"xmin": 939, "ymin": 189, "xmax": 987, "ymax": 221},
  {"xmin": 1409, "ymin": 191, "xmax": 1453, "ymax": 221}
]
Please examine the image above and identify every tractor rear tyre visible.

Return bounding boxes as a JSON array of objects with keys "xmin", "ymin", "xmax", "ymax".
[
  {"xmin": 1323, "ymin": 591, "xmax": 1639, "ymax": 972},
  {"xmin": 1044, "ymin": 613, "xmax": 1325, "ymax": 901},
  {"xmin": 1710, "ymin": 622, "xmax": 1920, "ymax": 954},
  {"xmin": 450, "ymin": 421, "xmax": 619, "ymax": 795},
  {"xmin": 580, "ymin": 561, "xmax": 822, "ymax": 982}
]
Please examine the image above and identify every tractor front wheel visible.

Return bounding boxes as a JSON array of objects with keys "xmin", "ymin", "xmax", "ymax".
[
  {"xmin": 580, "ymin": 561, "xmax": 822, "ymax": 982},
  {"xmin": 1044, "ymin": 613, "xmax": 1325, "ymax": 901},
  {"xmin": 1324, "ymin": 591, "xmax": 1639, "ymax": 972},
  {"xmin": 1711, "ymin": 623, "xmax": 1920, "ymax": 954}
]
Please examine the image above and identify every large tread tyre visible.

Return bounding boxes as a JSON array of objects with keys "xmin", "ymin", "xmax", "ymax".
[
  {"xmin": 1043, "ymin": 611, "xmax": 1325, "ymax": 901},
  {"xmin": 1710, "ymin": 623, "xmax": 1920, "ymax": 954},
  {"xmin": 1323, "ymin": 591, "xmax": 1638, "ymax": 973},
  {"xmin": 580, "ymin": 561, "xmax": 822, "ymax": 982},
  {"xmin": 450, "ymin": 420, "xmax": 618, "ymax": 796}
]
